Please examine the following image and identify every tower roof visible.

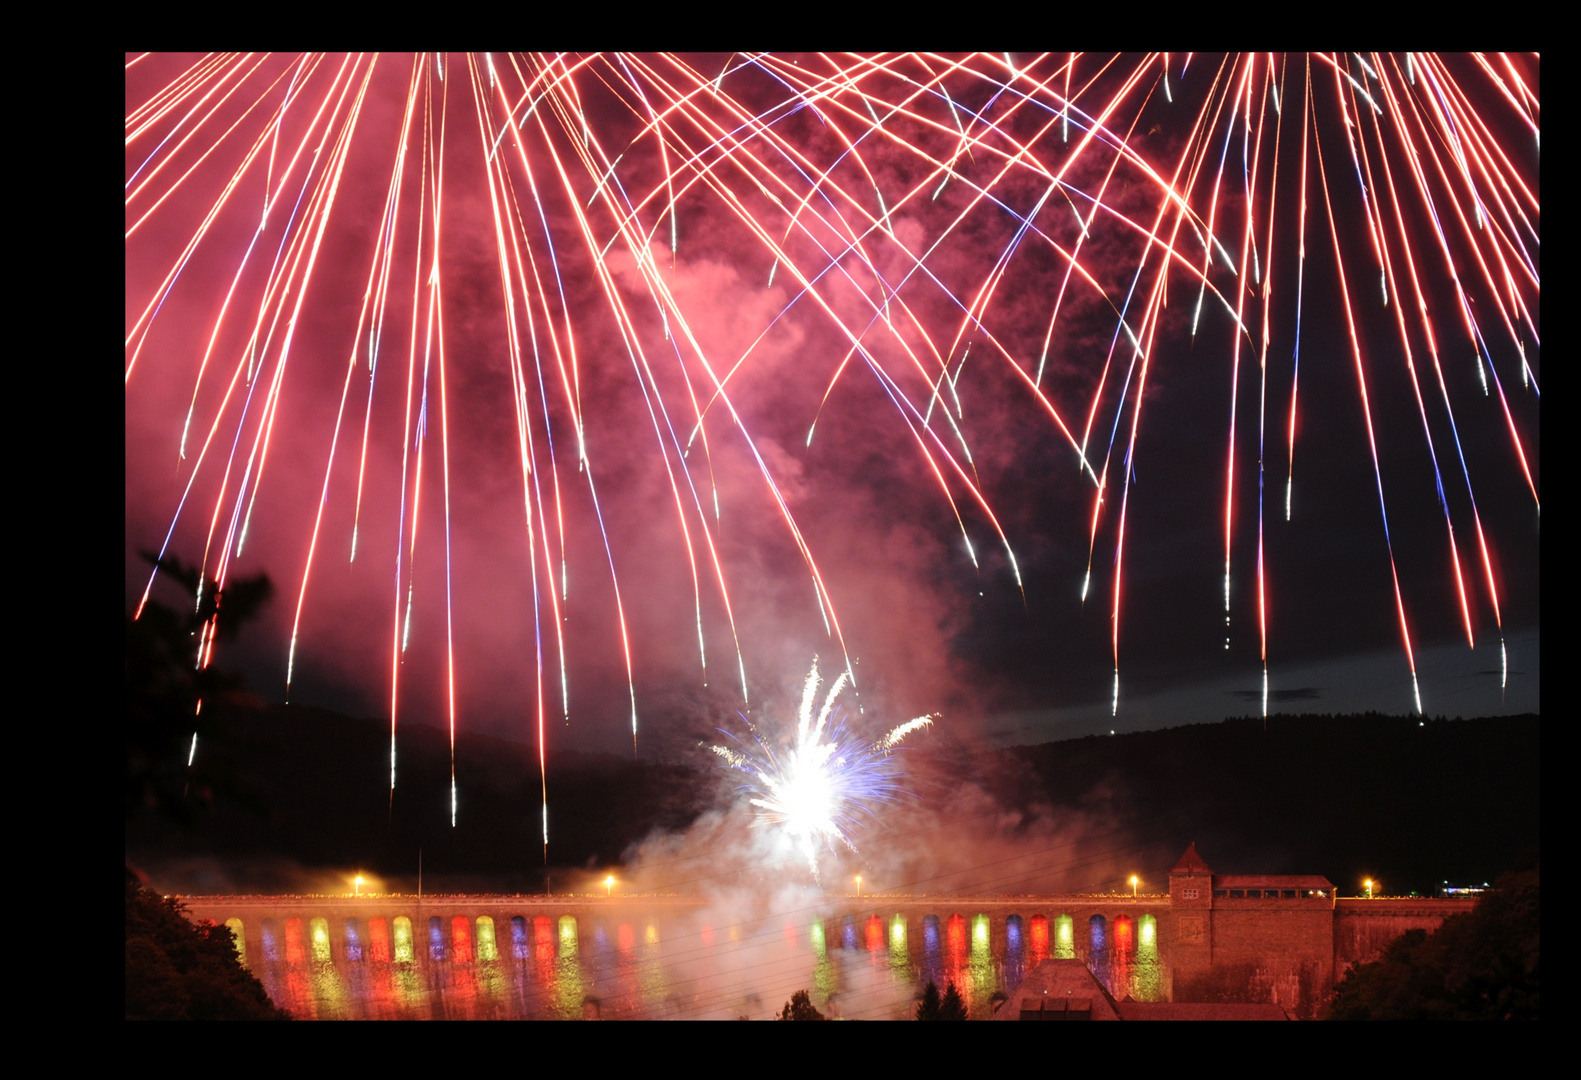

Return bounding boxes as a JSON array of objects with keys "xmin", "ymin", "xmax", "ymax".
[{"xmin": 1171, "ymin": 843, "xmax": 1214, "ymax": 875}]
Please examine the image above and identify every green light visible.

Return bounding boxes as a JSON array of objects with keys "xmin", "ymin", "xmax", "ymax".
[
  {"xmin": 1055, "ymin": 914, "xmax": 1075, "ymax": 959},
  {"xmin": 476, "ymin": 916, "xmax": 499, "ymax": 961},
  {"xmin": 890, "ymin": 914, "xmax": 909, "ymax": 968}
]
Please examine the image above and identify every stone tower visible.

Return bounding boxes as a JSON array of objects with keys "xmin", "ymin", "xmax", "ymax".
[{"xmin": 1169, "ymin": 842, "xmax": 1214, "ymax": 974}]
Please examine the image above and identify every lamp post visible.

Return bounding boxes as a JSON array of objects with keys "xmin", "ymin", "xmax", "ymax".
[
  {"xmin": 605, "ymin": 875, "xmax": 615, "ymax": 898},
  {"xmin": 855, "ymin": 875, "xmax": 863, "ymax": 898},
  {"xmin": 1364, "ymin": 878, "xmax": 1375, "ymax": 899},
  {"xmin": 354, "ymin": 875, "xmax": 365, "ymax": 898},
  {"xmin": 1129, "ymin": 875, "xmax": 1139, "ymax": 898}
]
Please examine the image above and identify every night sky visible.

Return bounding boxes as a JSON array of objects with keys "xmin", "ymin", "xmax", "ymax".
[{"xmin": 126, "ymin": 53, "xmax": 1539, "ymax": 766}]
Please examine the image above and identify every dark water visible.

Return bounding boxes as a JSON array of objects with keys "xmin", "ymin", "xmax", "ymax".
[{"xmin": 238, "ymin": 909, "xmax": 1164, "ymax": 1019}]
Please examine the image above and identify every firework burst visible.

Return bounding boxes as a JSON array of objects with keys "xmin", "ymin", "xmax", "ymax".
[
  {"xmin": 711, "ymin": 659, "xmax": 933, "ymax": 880},
  {"xmin": 127, "ymin": 54, "xmax": 1537, "ymax": 842}
]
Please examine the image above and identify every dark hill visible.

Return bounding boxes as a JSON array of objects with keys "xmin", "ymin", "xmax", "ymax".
[
  {"xmin": 989, "ymin": 713, "xmax": 1539, "ymax": 893},
  {"xmin": 125, "ymin": 702, "xmax": 719, "ymax": 893},
  {"xmin": 126, "ymin": 705, "xmax": 1537, "ymax": 895}
]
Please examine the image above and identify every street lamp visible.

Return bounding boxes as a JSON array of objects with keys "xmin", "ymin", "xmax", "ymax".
[
  {"xmin": 1129, "ymin": 875, "xmax": 1139, "ymax": 898},
  {"xmin": 1364, "ymin": 878, "xmax": 1374, "ymax": 899},
  {"xmin": 354, "ymin": 875, "xmax": 365, "ymax": 898},
  {"xmin": 855, "ymin": 875, "xmax": 863, "ymax": 898},
  {"xmin": 605, "ymin": 875, "xmax": 615, "ymax": 897}
]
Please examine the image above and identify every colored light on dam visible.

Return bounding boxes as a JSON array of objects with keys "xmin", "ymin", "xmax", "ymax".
[{"xmin": 181, "ymin": 848, "xmax": 1475, "ymax": 1019}]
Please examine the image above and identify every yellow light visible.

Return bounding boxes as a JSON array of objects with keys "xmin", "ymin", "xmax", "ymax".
[
  {"xmin": 354, "ymin": 874, "xmax": 365, "ymax": 897},
  {"xmin": 855, "ymin": 875, "xmax": 862, "ymax": 897},
  {"xmin": 604, "ymin": 875, "xmax": 615, "ymax": 897},
  {"xmin": 1129, "ymin": 874, "xmax": 1139, "ymax": 897}
]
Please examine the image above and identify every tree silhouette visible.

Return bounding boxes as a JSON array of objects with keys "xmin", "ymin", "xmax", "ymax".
[
  {"xmin": 916, "ymin": 980, "xmax": 968, "ymax": 1020},
  {"xmin": 778, "ymin": 990, "xmax": 826, "ymax": 1020},
  {"xmin": 125, "ymin": 871, "xmax": 289, "ymax": 1020},
  {"xmin": 1327, "ymin": 868, "xmax": 1539, "ymax": 1020},
  {"xmin": 127, "ymin": 559, "xmax": 289, "ymax": 1019},
  {"xmin": 126, "ymin": 554, "xmax": 272, "ymax": 824}
]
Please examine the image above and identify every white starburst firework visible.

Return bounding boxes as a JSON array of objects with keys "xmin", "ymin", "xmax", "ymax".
[{"xmin": 711, "ymin": 659, "xmax": 934, "ymax": 879}]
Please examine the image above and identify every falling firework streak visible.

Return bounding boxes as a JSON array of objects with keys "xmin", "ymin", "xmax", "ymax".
[{"xmin": 127, "ymin": 53, "xmax": 1538, "ymax": 843}]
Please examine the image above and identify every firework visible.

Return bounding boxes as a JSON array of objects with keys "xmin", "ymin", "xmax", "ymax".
[
  {"xmin": 710, "ymin": 659, "xmax": 933, "ymax": 879},
  {"xmin": 127, "ymin": 54, "xmax": 1537, "ymax": 837}
]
